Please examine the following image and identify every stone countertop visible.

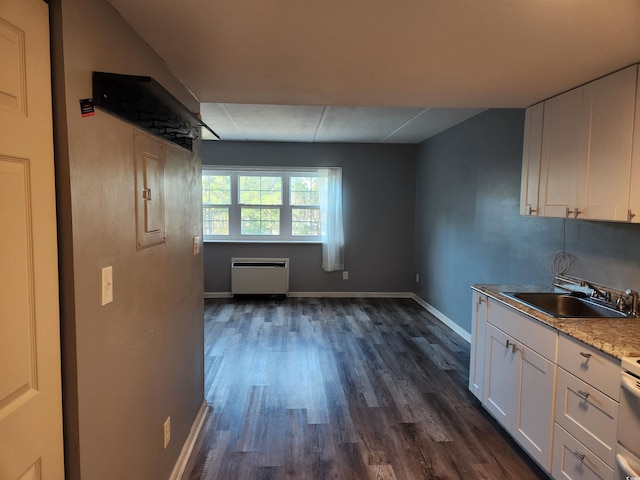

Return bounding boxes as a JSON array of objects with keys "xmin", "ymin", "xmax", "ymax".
[{"xmin": 472, "ymin": 284, "xmax": 640, "ymax": 360}]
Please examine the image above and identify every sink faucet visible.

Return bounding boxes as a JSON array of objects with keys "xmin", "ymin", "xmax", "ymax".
[
  {"xmin": 625, "ymin": 289, "xmax": 639, "ymax": 317},
  {"xmin": 582, "ymin": 281, "xmax": 609, "ymax": 301},
  {"xmin": 615, "ymin": 289, "xmax": 639, "ymax": 316}
]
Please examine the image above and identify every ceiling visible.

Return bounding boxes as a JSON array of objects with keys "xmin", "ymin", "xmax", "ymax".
[{"xmin": 106, "ymin": 0, "xmax": 640, "ymax": 143}]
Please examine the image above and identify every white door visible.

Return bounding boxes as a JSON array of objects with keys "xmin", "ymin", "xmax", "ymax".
[{"xmin": 0, "ymin": 0, "xmax": 65, "ymax": 478}]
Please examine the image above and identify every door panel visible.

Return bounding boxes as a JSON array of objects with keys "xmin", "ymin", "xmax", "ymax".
[{"xmin": 0, "ymin": 0, "xmax": 64, "ymax": 478}]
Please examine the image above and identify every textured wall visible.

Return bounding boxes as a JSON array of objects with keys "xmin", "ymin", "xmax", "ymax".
[
  {"xmin": 202, "ymin": 141, "xmax": 417, "ymax": 294},
  {"xmin": 50, "ymin": 0, "xmax": 204, "ymax": 478},
  {"xmin": 414, "ymin": 108, "xmax": 640, "ymax": 334}
]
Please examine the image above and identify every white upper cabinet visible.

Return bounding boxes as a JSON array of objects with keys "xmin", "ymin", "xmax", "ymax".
[
  {"xmin": 520, "ymin": 102, "xmax": 544, "ymax": 216},
  {"xmin": 582, "ymin": 65, "xmax": 637, "ymax": 221},
  {"xmin": 628, "ymin": 69, "xmax": 640, "ymax": 222},
  {"xmin": 522, "ymin": 64, "xmax": 640, "ymax": 222},
  {"xmin": 538, "ymin": 87, "xmax": 588, "ymax": 218}
]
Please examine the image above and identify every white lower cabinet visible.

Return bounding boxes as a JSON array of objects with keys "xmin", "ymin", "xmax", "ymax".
[
  {"xmin": 471, "ymin": 290, "xmax": 622, "ymax": 479},
  {"xmin": 482, "ymin": 309, "xmax": 556, "ymax": 472},
  {"xmin": 553, "ymin": 424, "xmax": 614, "ymax": 480}
]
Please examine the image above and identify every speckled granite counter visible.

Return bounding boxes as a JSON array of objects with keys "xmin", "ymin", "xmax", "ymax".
[{"xmin": 472, "ymin": 284, "xmax": 640, "ymax": 360}]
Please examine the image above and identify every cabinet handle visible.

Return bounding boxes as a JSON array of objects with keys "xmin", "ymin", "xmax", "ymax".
[
  {"xmin": 579, "ymin": 352, "xmax": 592, "ymax": 359},
  {"xmin": 628, "ymin": 210, "xmax": 636, "ymax": 222},
  {"xmin": 505, "ymin": 339, "xmax": 519, "ymax": 353},
  {"xmin": 572, "ymin": 451, "xmax": 586, "ymax": 461},
  {"xmin": 527, "ymin": 206, "xmax": 537, "ymax": 215},
  {"xmin": 577, "ymin": 389, "xmax": 590, "ymax": 399},
  {"xmin": 566, "ymin": 207, "xmax": 582, "ymax": 218},
  {"xmin": 478, "ymin": 297, "xmax": 486, "ymax": 304}
]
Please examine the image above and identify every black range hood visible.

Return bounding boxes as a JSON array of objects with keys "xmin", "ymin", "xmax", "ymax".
[{"xmin": 92, "ymin": 71, "xmax": 219, "ymax": 150}]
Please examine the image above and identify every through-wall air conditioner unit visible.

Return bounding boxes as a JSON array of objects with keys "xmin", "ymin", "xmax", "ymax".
[{"xmin": 231, "ymin": 258, "xmax": 289, "ymax": 296}]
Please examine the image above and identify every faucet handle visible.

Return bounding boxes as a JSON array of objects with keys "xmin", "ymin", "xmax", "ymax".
[{"xmin": 624, "ymin": 289, "xmax": 639, "ymax": 316}]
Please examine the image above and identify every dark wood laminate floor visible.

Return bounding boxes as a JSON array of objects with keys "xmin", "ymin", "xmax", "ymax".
[{"xmin": 183, "ymin": 297, "xmax": 549, "ymax": 480}]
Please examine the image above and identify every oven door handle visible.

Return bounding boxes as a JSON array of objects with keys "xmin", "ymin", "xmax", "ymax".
[
  {"xmin": 616, "ymin": 453, "xmax": 640, "ymax": 477},
  {"xmin": 621, "ymin": 374, "xmax": 640, "ymax": 399}
]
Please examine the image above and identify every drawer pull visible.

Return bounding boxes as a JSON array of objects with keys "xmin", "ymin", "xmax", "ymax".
[
  {"xmin": 579, "ymin": 352, "xmax": 592, "ymax": 359},
  {"xmin": 577, "ymin": 389, "xmax": 590, "ymax": 399},
  {"xmin": 572, "ymin": 451, "xmax": 586, "ymax": 461}
]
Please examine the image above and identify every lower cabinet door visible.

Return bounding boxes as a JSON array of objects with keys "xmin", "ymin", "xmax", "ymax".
[
  {"xmin": 553, "ymin": 423, "xmax": 614, "ymax": 480},
  {"xmin": 483, "ymin": 324, "xmax": 517, "ymax": 428},
  {"xmin": 513, "ymin": 343, "xmax": 556, "ymax": 471}
]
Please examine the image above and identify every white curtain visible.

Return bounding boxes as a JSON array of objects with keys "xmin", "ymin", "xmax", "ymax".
[{"xmin": 318, "ymin": 167, "xmax": 344, "ymax": 272}]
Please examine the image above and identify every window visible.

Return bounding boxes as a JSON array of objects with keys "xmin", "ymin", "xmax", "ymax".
[{"xmin": 202, "ymin": 168, "xmax": 324, "ymax": 242}]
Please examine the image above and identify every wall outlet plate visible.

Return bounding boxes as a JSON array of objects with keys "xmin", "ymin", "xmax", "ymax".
[
  {"xmin": 163, "ymin": 416, "xmax": 170, "ymax": 449},
  {"xmin": 101, "ymin": 266, "xmax": 113, "ymax": 306},
  {"xmin": 193, "ymin": 235, "xmax": 201, "ymax": 255}
]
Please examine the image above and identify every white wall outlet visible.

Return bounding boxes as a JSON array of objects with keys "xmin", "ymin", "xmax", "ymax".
[
  {"xmin": 101, "ymin": 266, "xmax": 113, "ymax": 306},
  {"xmin": 163, "ymin": 416, "xmax": 170, "ymax": 449},
  {"xmin": 343, "ymin": 271, "xmax": 349, "ymax": 280},
  {"xmin": 416, "ymin": 273, "xmax": 420, "ymax": 283}
]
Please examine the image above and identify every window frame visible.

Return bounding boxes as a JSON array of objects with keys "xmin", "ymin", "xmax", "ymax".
[{"xmin": 202, "ymin": 166, "xmax": 323, "ymax": 243}]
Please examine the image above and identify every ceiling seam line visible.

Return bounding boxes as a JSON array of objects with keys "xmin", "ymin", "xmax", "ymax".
[
  {"xmin": 222, "ymin": 104, "xmax": 249, "ymax": 141},
  {"xmin": 313, "ymin": 106, "xmax": 329, "ymax": 143},
  {"xmin": 380, "ymin": 108, "xmax": 432, "ymax": 143}
]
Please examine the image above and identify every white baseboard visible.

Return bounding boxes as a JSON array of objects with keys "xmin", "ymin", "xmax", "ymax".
[
  {"xmin": 288, "ymin": 291, "xmax": 414, "ymax": 298},
  {"xmin": 170, "ymin": 400, "xmax": 209, "ymax": 480},
  {"xmin": 410, "ymin": 294, "xmax": 471, "ymax": 343},
  {"xmin": 204, "ymin": 292, "xmax": 233, "ymax": 298},
  {"xmin": 204, "ymin": 291, "xmax": 414, "ymax": 299}
]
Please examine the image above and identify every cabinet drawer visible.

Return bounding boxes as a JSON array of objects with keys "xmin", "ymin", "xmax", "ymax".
[
  {"xmin": 555, "ymin": 367, "xmax": 619, "ymax": 467},
  {"xmin": 558, "ymin": 334, "xmax": 620, "ymax": 400},
  {"xmin": 552, "ymin": 424, "xmax": 614, "ymax": 480},
  {"xmin": 487, "ymin": 300, "xmax": 557, "ymax": 361}
]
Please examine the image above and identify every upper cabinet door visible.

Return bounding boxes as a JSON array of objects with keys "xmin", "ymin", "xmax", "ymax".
[
  {"xmin": 520, "ymin": 103, "xmax": 544, "ymax": 216},
  {"xmin": 582, "ymin": 65, "xmax": 638, "ymax": 221},
  {"xmin": 538, "ymin": 87, "xmax": 588, "ymax": 218},
  {"xmin": 628, "ymin": 68, "xmax": 640, "ymax": 222}
]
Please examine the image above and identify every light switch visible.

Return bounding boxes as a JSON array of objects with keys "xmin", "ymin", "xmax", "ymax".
[
  {"xmin": 101, "ymin": 266, "xmax": 113, "ymax": 306},
  {"xmin": 193, "ymin": 235, "xmax": 201, "ymax": 255}
]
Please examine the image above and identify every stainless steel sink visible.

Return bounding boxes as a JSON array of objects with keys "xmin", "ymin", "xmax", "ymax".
[{"xmin": 501, "ymin": 291, "xmax": 628, "ymax": 318}]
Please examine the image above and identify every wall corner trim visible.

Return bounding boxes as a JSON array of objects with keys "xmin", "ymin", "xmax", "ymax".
[
  {"xmin": 410, "ymin": 294, "xmax": 471, "ymax": 343},
  {"xmin": 170, "ymin": 401, "xmax": 209, "ymax": 480}
]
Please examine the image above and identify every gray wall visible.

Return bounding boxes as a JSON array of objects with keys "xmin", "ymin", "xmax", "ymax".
[
  {"xmin": 415, "ymin": 108, "xmax": 640, "ymax": 334},
  {"xmin": 51, "ymin": 0, "xmax": 204, "ymax": 478},
  {"xmin": 202, "ymin": 141, "xmax": 417, "ymax": 293}
]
